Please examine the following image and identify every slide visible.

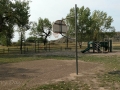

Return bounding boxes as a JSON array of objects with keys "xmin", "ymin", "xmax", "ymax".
[
  {"xmin": 81, "ymin": 46, "xmax": 90, "ymax": 53},
  {"xmin": 81, "ymin": 41, "xmax": 93, "ymax": 53}
]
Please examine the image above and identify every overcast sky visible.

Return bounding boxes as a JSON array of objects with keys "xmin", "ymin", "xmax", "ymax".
[{"xmin": 12, "ymin": 0, "xmax": 120, "ymax": 42}]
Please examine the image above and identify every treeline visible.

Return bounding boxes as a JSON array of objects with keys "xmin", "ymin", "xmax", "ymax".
[
  {"xmin": 0, "ymin": 0, "xmax": 30, "ymax": 46},
  {"xmin": 66, "ymin": 6, "xmax": 115, "ymax": 46},
  {"xmin": 0, "ymin": 1, "xmax": 116, "ymax": 47}
]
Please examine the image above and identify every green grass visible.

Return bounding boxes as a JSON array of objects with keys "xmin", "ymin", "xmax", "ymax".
[
  {"xmin": 98, "ymin": 73, "xmax": 120, "ymax": 89},
  {"xmin": 79, "ymin": 55, "xmax": 120, "ymax": 89},
  {"xmin": 80, "ymin": 55, "xmax": 120, "ymax": 69},
  {"xmin": 113, "ymin": 46, "xmax": 120, "ymax": 50},
  {"xmin": 0, "ymin": 54, "xmax": 75, "ymax": 65},
  {"xmin": 30, "ymin": 81, "xmax": 92, "ymax": 90},
  {"xmin": 31, "ymin": 81, "xmax": 80, "ymax": 90}
]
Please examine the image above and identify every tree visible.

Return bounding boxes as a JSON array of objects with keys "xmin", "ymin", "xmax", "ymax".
[
  {"xmin": 29, "ymin": 21, "xmax": 38, "ymax": 52},
  {"xmin": 0, "ymin": 0, "xmax": 30, "ymax": 32},
  {"xmin": 26, "ymin": 36, "xmax": 36, "ymax": 43},
  {"xmin": 14, "ymin": 0, "xmax": 30, "ymax": 54},
  {"xmin": 0, "ymin": 0, "xmax": 10, "ymax": 32},
  {"xmin": 66, "ymin": 6, "xmax": 91, "ymax": 48},
  {"xmin": 66, "ymin": 6, "xmax": 115, "ymax": 47},
  {"xmin": 90, "ymin": 10, "xmax": 115, "ymax": 41},
  {"xmin": 26, "ymin": 36, "xmax": 46, "ymax": 43},
  {"xmin": 0, "ymin": 0, "xmax": 14, "ymax": 45},
  {"xmin": 37, "ymin": 18, "xmax": 52, "ymax": 45},
  {"xmin": 29, "ymin": 22, "xmax": 38, "ymax": 38},
  {"xmin": 0, "ymin": 0, "xmax": 30, "ymax": 47},
  {"xmin": 0, "ymin": 23, "xmax": 14, "ymax": 46}
]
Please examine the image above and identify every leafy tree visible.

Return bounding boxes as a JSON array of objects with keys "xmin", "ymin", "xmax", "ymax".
[
  {"xmin": 0, "ymin": 0, "xmax": 30, "ymax": 33},
  {"xmin": 66, "ymin": 6, "xmax": 115, "ymax": 48},
  {"xmin": 0, "ymin": 19, "xmax": 14, "ymax": 46},
  {"xmin": 0, "ymin": 0, "xmax": 14, "ymax": 45},
  {"xmin": 37, "ymin": 18, "xmax": 52, "ymax": 45},
  {"xmin": 29, "ymin": 21, "xmax": 38, "ymax": 44},
  {"xmin": 29, "ymin": 22, "xmax": 38, "ymax": 38},
  {"xmin": 0, "ymin": 0, "xmax": 10, "ymax": 32},
  {"xmin": 66, "ymin": 6, "xmax": 91, "ymax": 48},
  {"xmin": 26, "ymin": 36, "xmax": 46, "ymax": 43},
  {"xmin": 90, "ymin": 10, "xmax": 115, "ymax": 41},
  {"xmin": 26, "ymin": 36, "xmax": 36, "ymax": 43},
  {"xmin": 0, "ymin": 0, "xmax": 30, "ymax": 47},
  {"xmin": 29, "ymin": 21, "xmax": 38, "ymax": 52},
  {"xmin": 14, "ymin": 0, "xmax": 30, "ymax": 53}
]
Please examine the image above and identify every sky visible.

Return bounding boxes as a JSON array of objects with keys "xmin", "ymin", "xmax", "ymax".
[{"xmin": 12, "ymin": 0, "xmax": 120, "ymax": 42}]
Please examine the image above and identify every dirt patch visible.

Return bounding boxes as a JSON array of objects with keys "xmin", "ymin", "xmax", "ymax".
[{"xmin": 0, "ymin": 59, "xmax": 103, "ymax": 90}]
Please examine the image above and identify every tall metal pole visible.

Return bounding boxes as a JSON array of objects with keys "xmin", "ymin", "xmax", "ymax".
[
  {"xmin": 35, "ymin": 38, "xmax": 36, "ymax": 53},
  {"xmin": 20, "ymin": 32, "xmax": 22, "ymax": 54},
  {"xmin": 75, "ymin": 4, "xmax": 78, "ymax": 75}
]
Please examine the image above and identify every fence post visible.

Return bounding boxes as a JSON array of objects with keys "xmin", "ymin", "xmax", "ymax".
[
  {"xmin": 49, "ymin": 42, "xmax": 50, "ymax": 51},
  {"xmin": 3, "ymin": 49, "xmax": 5, "ymax": 54},
  {"xmin": 110, "ymin": 40, "xmax": 112, "ymax": 52},
  {"xmin": 93, "ymin": 41, "xmax": 95, "ymax": 53},
  {"xmin": 108, "ymin": 41, "xmax": 110, "ymax": 52},
  {"xmin": 61, "ymin": 47, "xmax": 62, "ymax": 51},
  {"xmin": 27, "ymin": 47, "xmax": 28, "ymax": 52},
  {"xmin": 8, "ymin": 48, "xmax": 9, "ymax": 54}
]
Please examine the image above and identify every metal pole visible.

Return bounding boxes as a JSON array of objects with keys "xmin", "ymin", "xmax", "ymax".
[
  {"xmin": 110, "ymin": 40, "xmax": 112, "ymax": 52},
  {"xmin": 35, "ymin": 38, "xmax": 36, "ymax": 53},
  {"xmin": 24, "ymin": 39, "xmax": 25, "ymax": 54},
  {"xmin": 60, "ymin": 20, "xmax": 62, "ymax": 34},
  {"xmin": 75, "ymin": 4, "xmax": 78, "ymax": 75},
  {"xmin": 67, "ymin": 37, "xmax": 68, "ymax": 48},
  {"xmin": 20, "ymin": 32, "xmax": 22, "ymax": 54}
]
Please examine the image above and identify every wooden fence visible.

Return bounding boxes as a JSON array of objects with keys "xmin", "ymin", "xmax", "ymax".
[{"xmin": 0, "ymin": 46, "xmax": 72, "ymax": 54}]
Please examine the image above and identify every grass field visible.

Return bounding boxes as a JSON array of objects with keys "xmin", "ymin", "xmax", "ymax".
[
  {"xmin": 0, "ymin": 53, "xmax": 120, "ymax": 89},
  {"xmin": 0, "ymin": 42, "xmax": 120, "ymax": 89},
  {"xmin": 30, "ymin": 55, "xmax": 120, "ymax": 90}
]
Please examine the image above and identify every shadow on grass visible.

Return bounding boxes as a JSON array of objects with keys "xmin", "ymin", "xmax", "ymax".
[
  {"xmin": 108, "ymin": 70, "xmax": 120, "ymax": 75},
  {"xmin": 0, "ymin": 54, "xmax": 33, "ymax": 58},
  {"xmin": 0, "ymin": 64, "xmax": 37, "ymax": 80}
]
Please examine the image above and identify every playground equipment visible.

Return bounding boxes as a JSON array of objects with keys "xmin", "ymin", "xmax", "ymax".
[{"xmin": 81, "ymin": 40, "xmax": 112, "ymax": 53}]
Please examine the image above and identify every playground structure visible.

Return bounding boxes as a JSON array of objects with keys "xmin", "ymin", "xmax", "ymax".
[{"xmin": 81, "ymin": 40, "xmax": 112, "ymax": 53}]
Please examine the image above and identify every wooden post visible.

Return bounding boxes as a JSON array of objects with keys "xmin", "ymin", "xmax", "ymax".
[
  {"xmin": 8, "ymin": 48, "xmax": 9, "ymax": 54},
  {"xmin": 110, "ymin": 40, "xmax": 112, "ymax": 52},
  {"xmin": 3, "ymin": 49, "xmax": 5, "ymax": 54},
  {"xmin": 93, "ymin": 41, "xmax": 95, "ymax": 53}
]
